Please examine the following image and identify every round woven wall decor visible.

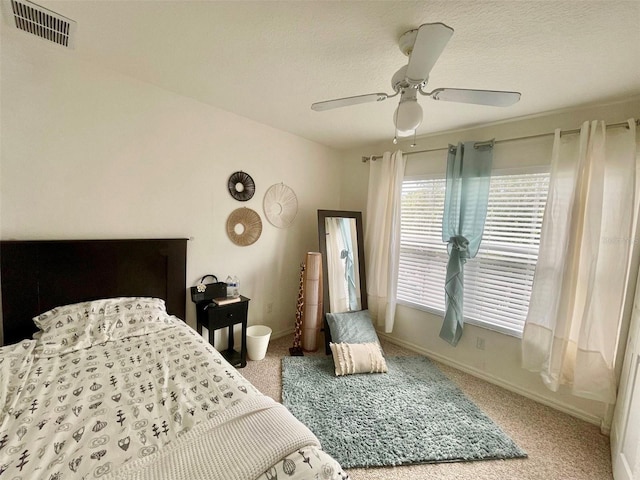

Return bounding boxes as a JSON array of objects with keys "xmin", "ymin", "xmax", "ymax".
[
  {"xmin": 228, "ymin": 171, "xmax": 255, "ymax": 201},
  {"xmin": 226, "ymin": 207, "xmax": 262, "ymax": 246},
  {"xmin": 263, "ymin": 183, "xmax": 298, "ymax": 228}
]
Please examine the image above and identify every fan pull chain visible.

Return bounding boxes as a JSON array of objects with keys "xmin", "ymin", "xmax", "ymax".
[{"xmin": 411, "ymin": 131, "xmax": 417, "ymax": 148}]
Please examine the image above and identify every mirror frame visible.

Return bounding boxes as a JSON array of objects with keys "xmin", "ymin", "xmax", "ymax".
[{"xmin": 317, "ymin": 210, "xmax": 368, "ymax": 354}]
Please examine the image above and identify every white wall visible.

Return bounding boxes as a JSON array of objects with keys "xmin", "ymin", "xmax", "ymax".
[
  {"xmin": 3, "ymin": 22, "xmax": 640, "ymax": 426},
  {"xmin": 341, "ymin": 98, "xmax": 640, "ymax": 425},
  {"xmin": 0, "ymin": 28, "xmax": 343, "ymax": 344}
]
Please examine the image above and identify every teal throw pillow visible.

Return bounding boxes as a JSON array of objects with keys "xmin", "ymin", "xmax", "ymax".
[{"xmin": 325, "ymin": 309, "xmax": 380, "ymax": 345}]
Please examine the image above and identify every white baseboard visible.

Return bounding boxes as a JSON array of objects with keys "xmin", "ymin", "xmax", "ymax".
[
  {"xmin": 378, "ymin": 332, "xmax": 603, "ymax": 427},
  {"xmin": 270, "ymin": 327, "xmax": 294, "ymax": 341}
]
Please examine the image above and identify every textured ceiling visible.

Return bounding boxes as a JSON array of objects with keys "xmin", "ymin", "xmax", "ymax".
[{"xmin": 10, "ymin": 1, "xmax": 640, "ymax": 149}]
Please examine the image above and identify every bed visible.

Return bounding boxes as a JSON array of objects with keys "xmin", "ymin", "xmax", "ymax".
[{"xmin": 0, "ymin": 239, "xmax": 348, "ymax": 480}]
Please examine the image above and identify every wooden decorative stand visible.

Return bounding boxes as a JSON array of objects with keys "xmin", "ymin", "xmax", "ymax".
[{"xmin": 290, "ymin": 262, "xmax": 305, "ymax": 356}]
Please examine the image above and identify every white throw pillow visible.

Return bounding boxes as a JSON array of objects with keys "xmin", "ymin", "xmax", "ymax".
[{"xmin": 329, "ymin": 342, "xmax": 388, "ymax": 376}]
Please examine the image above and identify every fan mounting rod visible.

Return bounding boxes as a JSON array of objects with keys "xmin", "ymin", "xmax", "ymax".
[{"xmin": 398, "ymin": 28, "xmax": 420, "ymax": 57}]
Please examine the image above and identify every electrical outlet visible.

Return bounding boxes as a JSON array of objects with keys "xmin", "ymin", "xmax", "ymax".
[{"xmin": 476, "ymin": 337, "xmax": 485, "ymax": 350}]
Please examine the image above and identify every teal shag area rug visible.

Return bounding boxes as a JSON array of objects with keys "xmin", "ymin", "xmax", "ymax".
[{"xmin": 282, "ymin": 355, "xmax": 527, "ymax": 468}]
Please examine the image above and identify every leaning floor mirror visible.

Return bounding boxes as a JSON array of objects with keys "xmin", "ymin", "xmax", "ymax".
[{"xmin": 317, "ymin": 210, "xmax": 368, "ymax": 354}]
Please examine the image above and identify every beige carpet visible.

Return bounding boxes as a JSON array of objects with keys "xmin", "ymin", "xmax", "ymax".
[{"xmin": 241, "ymin": 334, "xmax": 612, "ymax": 480}]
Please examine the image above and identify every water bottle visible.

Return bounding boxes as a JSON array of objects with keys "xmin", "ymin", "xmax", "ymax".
[
  {"xmin": 232, "ymin": 276, "xmax": 240, "ymax": 298},
  {"xmin": 225, "ymin": 276, "xmax": 233, "ymax": 297}
]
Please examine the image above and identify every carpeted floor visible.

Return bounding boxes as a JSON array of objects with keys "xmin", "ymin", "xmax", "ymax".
[
  {"xmin": 241, "ymin": 334, "xmax": 613, "ymax": 480},
  {"xmin": 282, "ymin": 355, "xmax": 526, "ymax": 467}
]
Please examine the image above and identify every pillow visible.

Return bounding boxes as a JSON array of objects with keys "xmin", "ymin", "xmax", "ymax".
[
  {"xmin": 95, "ymin": 297, "xmax": 175, "ymax": 340},
  {"xmin": 325, "ymin": 309, "xmax": 380, "ymax": 345},
  {"xmin": 33, "ymin": 299, "xmax": 92, "ymax": 330},
  {"xmin": 33, "ymin": 300, "xmax": 101, "ymax": 355},
  {"xmin": 329, "ymin": 342, "xmax": 388, "ymax": 376},
  {"xmin": 33, "ymin": 297, "xmax": 174, "ymax": 356}
]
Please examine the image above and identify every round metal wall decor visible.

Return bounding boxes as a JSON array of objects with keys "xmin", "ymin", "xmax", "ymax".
[
  {"xmin": 228, "ymin": 171, "xmax": 255, "ymax": 201},
  {"xmin": 263, "ymin": 183, "xmax": 298, "ymax": 228},
  {"xmin": 226, "ymin": 207, "xmax": 262, "ymax": 246}
]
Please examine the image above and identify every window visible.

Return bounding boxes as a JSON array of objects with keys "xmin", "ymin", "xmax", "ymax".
[{"xmin": 397, "ymin": 170, "xmax": 550, "ymax": 337}]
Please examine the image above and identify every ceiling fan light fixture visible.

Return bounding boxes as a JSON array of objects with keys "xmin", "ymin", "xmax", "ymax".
[
  {"xmin": 396, "ymin": 128, "xmax": 415, "ymax": 138},
  {"xmin": 394, "ymin": 99, "xmax": 423, "ymax": 133}
]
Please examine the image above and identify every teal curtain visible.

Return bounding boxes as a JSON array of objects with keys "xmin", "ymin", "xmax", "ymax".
[{"xmin": 440, "ymin": 141, "xmax": 493, "ymax": 346}]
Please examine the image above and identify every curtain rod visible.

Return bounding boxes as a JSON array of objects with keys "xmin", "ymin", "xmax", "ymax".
[{"xmin": 361, "ymin": 119, "xmax": 639, "ymax": 162}]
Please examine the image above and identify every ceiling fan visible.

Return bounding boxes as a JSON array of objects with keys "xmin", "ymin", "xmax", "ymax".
[{"xmin": 311, "ymin": 22, "xmax": 521, "ymax": 140}]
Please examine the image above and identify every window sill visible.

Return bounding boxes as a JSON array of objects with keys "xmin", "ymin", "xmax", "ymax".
[{"xmin": 396, "ymin": 299, "xmax": 524, "ymax": 339}]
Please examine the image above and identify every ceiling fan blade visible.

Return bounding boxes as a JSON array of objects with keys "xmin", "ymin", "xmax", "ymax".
[
  {"xmin": 430, "ymin": 88, "xmax": 521, "ymax": 107},
  {"xmin": 311, "ymin": 93, "xmax": 388, "ymax": 111},
  {"xmin": 405, "ymin": 23, "xmax": 454, "ymax": 83}
]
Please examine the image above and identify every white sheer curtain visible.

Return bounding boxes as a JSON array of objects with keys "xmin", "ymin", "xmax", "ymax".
[
  {"xmin": 365, "ymin": 150, "xmax": 406, "ymax": 332},
  {"xmin": 522, "ymin": 119, "xmax": 637, "ymax": 404}
]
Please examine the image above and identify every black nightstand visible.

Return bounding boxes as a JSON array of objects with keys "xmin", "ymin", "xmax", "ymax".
[{"xmin": 195, "ymin": 296, "xmax": 250, "ymax": 368}]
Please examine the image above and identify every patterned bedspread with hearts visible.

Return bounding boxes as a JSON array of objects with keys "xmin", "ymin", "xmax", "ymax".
[{"xmin": 0, "ymin": 300, "xmax": 347, "ymax": 480}]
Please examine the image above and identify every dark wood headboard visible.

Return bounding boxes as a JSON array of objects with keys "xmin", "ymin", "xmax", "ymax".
[{"xmin": 1, "ymin": 239, "xmax": 188, "ymax": 346}]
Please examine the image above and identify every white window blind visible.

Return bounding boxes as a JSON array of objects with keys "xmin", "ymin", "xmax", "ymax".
[{"xmin": 397, "ymin": 171, "xmax": 549, "ymax": 337}]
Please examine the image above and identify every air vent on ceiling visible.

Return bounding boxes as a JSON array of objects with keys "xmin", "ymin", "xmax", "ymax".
[{"xmin": 3, "ymin": 0, "xmax": 76, "ymax": 48}]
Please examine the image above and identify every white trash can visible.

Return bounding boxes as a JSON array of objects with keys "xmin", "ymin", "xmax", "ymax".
[{"xmin": 246, "ymin": 325, "xmax": 272, "ymax": 361}]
